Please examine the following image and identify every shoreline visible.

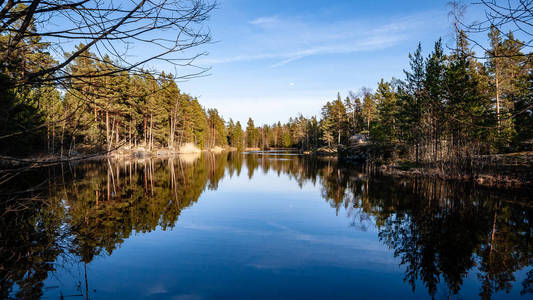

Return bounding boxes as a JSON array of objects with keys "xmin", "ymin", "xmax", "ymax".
[
  {"xmin": 374, "ymin": 164, "xmax": 532, "ymax": 188},
  {"xmin": 2, "ymin": 147, "xmax": 532, "ymax": 188},
  {"xmin": 337, "ymin": 143, "xmax": 533, "ymax": 187},
  {"xmin": 0, "ymin": 146, "xmax": 237, "ymax": 167}
]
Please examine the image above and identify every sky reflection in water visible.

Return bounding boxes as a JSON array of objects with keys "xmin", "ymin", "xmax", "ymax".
[{"xmin": 3, "ymin": 152, "xmax": 533, "ymax": 299}]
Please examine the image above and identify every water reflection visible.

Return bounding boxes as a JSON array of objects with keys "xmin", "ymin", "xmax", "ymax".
[{"xmin": 1, "ymin": 152, "xmax": 532, "ymax": 299}]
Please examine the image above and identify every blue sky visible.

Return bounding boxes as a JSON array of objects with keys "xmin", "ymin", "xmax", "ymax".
[{"xmin": 177, "ymin": 0, "xmax": 456, "ymax": 125}]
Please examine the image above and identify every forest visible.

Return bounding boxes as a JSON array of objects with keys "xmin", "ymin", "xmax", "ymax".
[
  {"xmin": 239, "ymin": 27, "xmax": 533, "ymax": 164},
  {"xmin": 2, "ymin": 2, "xmax": 533, "ymax": 299},
  {"xmin": 1, "ymin": 1, "xmax": 532, "ymax": 170}
]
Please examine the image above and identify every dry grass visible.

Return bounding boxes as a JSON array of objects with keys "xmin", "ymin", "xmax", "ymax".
[
  {"xmin": 210, "ymin": 146, "xmax": 225, "ymax": 153},
  {"xmin": 178, "ymin": 143, "xmax": 201, "ymax": 154}
]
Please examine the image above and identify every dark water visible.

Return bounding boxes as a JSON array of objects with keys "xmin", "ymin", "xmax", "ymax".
[{"xmin": 1, "ymin": 151, "xmax": 533, "ymax": 299}]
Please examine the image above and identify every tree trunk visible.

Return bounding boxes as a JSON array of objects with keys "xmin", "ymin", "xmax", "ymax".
[
  {"xmin": 495, "ymin": 74, "xmax": 501, "ymax": 133},
  {"xmin": 51, "ymin": 122, "xmax": 55, "ymax": 154},
  {"xmin": 171, "ymin": 100, "xmax": 179, "ymax": 149},
  {"xmin": 143, "ymin": 117, "xmax": 147, "ymax": 146},
  {"xmin": 494, "ymin": 42, "xmax": 501, "ymax": 137},
  {"xmin": 108, "ymin": 116, "xmax": 115, "ymax": 152},
  {"xmin": 169, "ymin": 116, "xmax": 174, "ymax": 148},
  {"xmin": 107, "ymin": 164, "xmax": 111, "ymax": 201},
  {"xmin": 353, "ymin": 110, "xmax": 356, "ymax": 134},
  {"xmin": 416, "ymin": 141, "xmax": 419, "ymax": 165},
  {"xmin": 69, "ymin": 136, "xmax": 76, "ymax": 156},
  {"xmin": 106, "ymin": 109, "xmax": 110, "ymax": 150},
  {"xmin": 129, "ymin": 117, "xmax": 132, "ymax": 148},
  {"xmin": 434, "ymin": 117, "xmax": 438, "ymax": 163},
  {"xmin": 149, "ymin": 113, "xmax": 153, "ymax": 151},
  {"xmin": 60, "ymin": 120, "xmax": 65, "ymax": 158},
  {"xmin": 46, "ymin": 121, "xmax": 50, "ymax": 153}
]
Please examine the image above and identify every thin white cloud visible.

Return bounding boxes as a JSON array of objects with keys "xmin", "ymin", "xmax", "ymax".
[
  {"xmin": 269, "ymin": 35, "xmax": 406, "ymax": 68},
  {"xmin": 200, "ymin": 10, "xmax": 446, "ymax": 67},
  {"xmin": 249, "ymin": 16, "xmax": 280, "ymax": 26},
  {"xmin": 200, "ymin": 53, "xmax": 280, "ymax": 64},
  {"xmin": 200, "ymin": 34, "xmax": 405, "ymax": 66}
]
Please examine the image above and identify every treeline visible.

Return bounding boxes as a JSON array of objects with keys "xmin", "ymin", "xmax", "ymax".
[
  {"xmin": 3, "ymin": 16, "xmax": 532, "ymax": 160},
  {"xmin": 0, "ymin": 36, "xmax": 310, "ymax": 155},
  {"xmin": 0, "ymin": 6, "xmax": 315, "ymax": 156},
  {"xmin": 259, "ymin": 29, "xmax": 533, "ymax": 164},
  {"xmin": 1, "ymin": 43, "xmax": 235, "ymax": 155},
  {"xmin": 0, "ymin": 0, "xmax": 219, "ymax": 157}
]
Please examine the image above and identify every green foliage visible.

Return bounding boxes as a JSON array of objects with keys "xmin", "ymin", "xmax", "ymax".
[
  {"xmin": 246, "ymin": 117, "xmax": 259, "ymax": 148},
  {"xmin": 259, "ymin": 30, "xmax": 532, "ymax": 161},
  {"xmin": 207, "ymin": 109, "xmax": 228, "ymax": 148},
  {"xmin": 229, "ymin": 121, "xmax": 244, "ymax": 150},
  {"xmin": 319, "ymin": 93, "xmax": 349, "ymax": 148},
  {"xmin": 1, "ymin": 29, "xmax": 222, "ymax": 155},
  {"xmin": 371, "ymin": 79, "xmax": 398, "ymax": 142},
  {"xmin": 513, "ymin": 71, "xmax": 533, "ymax": 148},
  {"xmin": 1, "ymin": 17, "xmax": 532, "ymax": 160}
]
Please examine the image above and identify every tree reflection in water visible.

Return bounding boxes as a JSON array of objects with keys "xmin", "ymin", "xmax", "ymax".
[{"xmin": 1, "ymin": 152, "xmax": 532, "ymax": 299}]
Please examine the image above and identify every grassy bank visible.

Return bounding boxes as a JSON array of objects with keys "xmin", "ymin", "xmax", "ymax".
[
  {"xmin": 338, "ymin": 143, "xmax": 533, "ymax": 187},
  {"xmin": 377, "ymin": 156, "xmax": 533, "ymax": 187}
]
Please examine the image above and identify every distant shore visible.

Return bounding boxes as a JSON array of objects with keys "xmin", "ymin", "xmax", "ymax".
[
  {"xmin": 3, "ymin": 145, "xmax": 531, "ymax": 188},
  {"xmin": 337, "ymin": 144, "xmax": 533, "ymax": 187},
  {"xmin": 374, "ymin": 162, "xmax": 532, "ymax": 187}
]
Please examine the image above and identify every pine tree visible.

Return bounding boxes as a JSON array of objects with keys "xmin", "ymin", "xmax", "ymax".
[
  {"xmin": 372, "ymin": 79, "xmax": 398, "ymax": 143},
  {"xmin": 361, "ymin": 90, "xmax": 377, "ymax": 136},
  {"xmin": 207, "ymin": 109, "xmax": 227, "ymax": 148},
  {"xmin": 246, "ymin": 118, "xmax": 258, "ymax": 148},
  {"xmin": 402, "ymin": 43, "xmax": 426, "ymax": 164},
  {"xmin": 227, "ymin": 118, "xmax": 235, "ymax": 146},
  {"xmin": 487, "ymin": 26, "xmax": 504, "ymax": 134},
  {"xmin": 513, "ymin": 70, "xmax": 533, "ymax": 147},
  {"xmin": 320, "ymin": 116, "xmax": 334, "ymax": 149},
  {"xmin": 424, "ymin": 39, "xmax": 446, "ymax": 161},
  {"xmin": 157, "ymin": 73, "xmax": 181, "ymax": 149},
  {"xmin": 320, "ymin": 95, "xmax": 348, "ymax": 147},
  {"xmin": 499, "ymin": 32, "xmax": 529, "ymax": 148},
  {"xmin": 445, "ymin": 30, "xmax": 493, "ymax": 157},
  {"xmin": 190, "ymin": 98, "xmax": 208, "ymax": 148},
  {"xmin": 232, "ymin": 121, "xmax": 244, "ymax": 150}
]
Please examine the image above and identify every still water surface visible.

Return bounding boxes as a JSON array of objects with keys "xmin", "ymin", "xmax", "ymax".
[{"xmin": 2, "ymin": 151, "xmax": 533, "ymax": 299}]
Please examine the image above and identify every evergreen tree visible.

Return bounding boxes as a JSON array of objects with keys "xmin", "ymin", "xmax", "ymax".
[
  {"xmin": 320, "ymin": 117, "xmax": 334, "ymax": 148},
  {"xmin": 320, "ymin": 94, "xmax": 349, "ymax": 147},
  {"xmin": 513, "ymin": 68, "xmax": 533, "ymax": 148},
  {"xmin": 424, "ymin": 39, "xmax": 446, "ymax": 161},
  {"xmin": 402, "ymin": 43, "xmax": 426, "ymax": 164},
  {"xmin": 207, "ymin": 109, "xmax": 228, "ymax": 148},
  {"xmin": 232, "ymin": 121, "xmax": 244, "ymax": 151},
  {"xmin": 372, "ymin": 79, "xmax": 398, "ymax": 143},
  {"xmin": 246, "ymin": 118, "xmax": 258, "ymax": 148},
  {"xmin": 361, "ymin": 90, "xmax": 377, "ymax": 135},
  {"xmin": 445, "ymin": 30, "xmax": 493, "ymax": 157}
]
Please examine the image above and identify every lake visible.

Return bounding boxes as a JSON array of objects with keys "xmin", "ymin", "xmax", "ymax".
[{"xmin": 2, "ymin": 151, "xmax": 532, "ymax": 299}]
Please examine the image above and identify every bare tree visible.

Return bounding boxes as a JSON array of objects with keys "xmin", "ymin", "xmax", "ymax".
[
  {"xmin": 0, "ymin": 0, "xmax": 216, "ymax": 89},
  {"xmin": 451, "ymin": 0, "xmax": 533, "ymax": 56}
]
